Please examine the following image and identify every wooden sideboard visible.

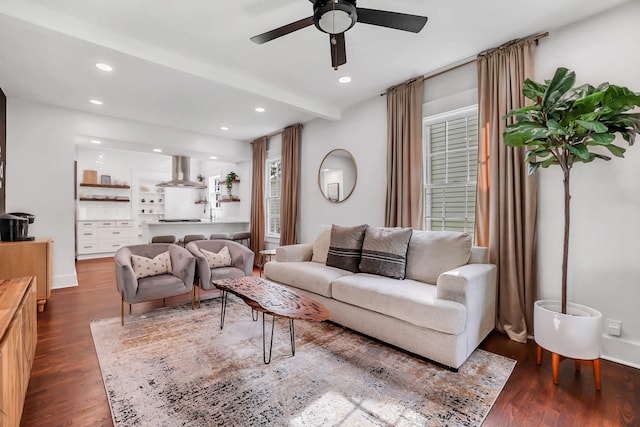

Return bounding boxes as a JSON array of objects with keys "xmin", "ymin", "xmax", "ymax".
[
  {"xmin": 0, "ymin": 239, "xmax": 52, "ymax": 312},
  {"xmin": 0, "ymin": 277, "xmax": 37, "ymax": 427}
]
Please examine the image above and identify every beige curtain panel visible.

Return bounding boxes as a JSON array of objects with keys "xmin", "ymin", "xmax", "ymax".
[
  {"xmin": 476, "ymin": 38, "xmax": 538, "ymax": 343},
  {"xmin": 280, "ymin": 124, "xmax": 301, "ymax": 246},
  {"xmin": 250, "ymin": 136, "xmax": 267, "ymax": 267},
  {"xmin": 384, "ymin": 78, "xmax": 424, "ymax": 229}
]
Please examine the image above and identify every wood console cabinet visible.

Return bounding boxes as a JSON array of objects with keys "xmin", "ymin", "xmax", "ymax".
[
  {"xmin": 0, "ymin": 277, "xmax": 37, "ymax": 427},
  {"xmin": 0, "ymin": 239, "xmax": 52, "ymax": 312}
]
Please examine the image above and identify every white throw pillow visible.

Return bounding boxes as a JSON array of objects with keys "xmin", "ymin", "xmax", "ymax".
[
  {"xmin": 131, "ymin": 251, "xmax": 172, "ymax": 279},
  {"xmin": 200, "ymin": 246, "xmax": 232, "ymax": 268},
  {"xmin": 311, "ymin": 229, "xmax": 331, "ymax": 263}
]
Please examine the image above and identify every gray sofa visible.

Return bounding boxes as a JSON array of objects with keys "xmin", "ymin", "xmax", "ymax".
[{"xmin": 264, "ymin": 228, "xmax": 497, "ymax": 370}]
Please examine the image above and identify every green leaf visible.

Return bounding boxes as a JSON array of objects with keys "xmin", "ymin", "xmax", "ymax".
[
  {"xmin": 502, "ymin": 105, "xmax": 539, "ymax": 120},
  {"xmin": 571, "ymin": 89, "xmax": 604, "ymax": 113},
  {"xmin": 592, "ymin": 153, "xmax": 612, "ymax": 161},
  {"xmin": 588, "ymin": 133, "xmax": 616, "ymax": 144},
  {"xmin": 604, "ymin": 144, "xmax": 626, "ymax": 157},
  {"xmin": 547, "ymin": 119, "xmax": 570, "ymax": 136},
  {"xmin": 504, "ymin": 122, "xmax": 552, "ymax": 146},
  {"xmin": 523, "ymin": 79, "xmax": 546, "ymax": 102},
  {"xmin": 540, "ymin": 157, "xmax": 557, "ymax": 168},
  {"xmin": 542, "ymin": 67, "xmax": 576, "ymax": 110},
  {"xmin": 575, "ymin": 120, "xmax": 608, "ymax": 133},
  {"xmin": 567, "ymin": 143, "xmax": 590, "ymax": 159},
  {"xmin": 603, "ymin": 85, "xmax": 640, "ymax": 112},
  {"xmin": 528, "ymin": 161, "xmax": 542, "ymax": 175}
]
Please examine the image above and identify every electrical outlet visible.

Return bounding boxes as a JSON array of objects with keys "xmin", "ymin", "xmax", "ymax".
[{"xmin": 606, "ymin": 319, "xmax": 622, "ymax": 337}]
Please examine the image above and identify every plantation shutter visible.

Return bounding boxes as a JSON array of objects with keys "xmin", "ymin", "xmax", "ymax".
[{"xmin": 425, "ymin": 108, "xmax": 478, "ymax": 240}]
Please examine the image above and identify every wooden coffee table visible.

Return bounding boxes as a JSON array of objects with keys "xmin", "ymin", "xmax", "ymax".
[{"xmin": 212, "ymin": 276, "xmax": 330, "ymax": 364}]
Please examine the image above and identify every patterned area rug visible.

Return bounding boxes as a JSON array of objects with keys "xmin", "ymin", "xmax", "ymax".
[{"xmin": 91, "ymin": 297, "xmax": 515, "ymax": 426}]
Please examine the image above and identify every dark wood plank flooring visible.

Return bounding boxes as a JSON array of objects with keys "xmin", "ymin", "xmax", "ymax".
[{"xmin": 21, "ymin": 258, "xmax": 639, "ymax": 426}]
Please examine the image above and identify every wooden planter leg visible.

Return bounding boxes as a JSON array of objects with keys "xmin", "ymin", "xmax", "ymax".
[
  {"xmin": 552, "ymin": 352, "xmax": 560, "ymax": 385},
  {"xmin": 537, "ymin": 345, "xmax": 543, "ymax": 365}
]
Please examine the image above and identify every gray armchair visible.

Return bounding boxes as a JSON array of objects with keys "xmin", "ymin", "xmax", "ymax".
[
  {"xmin": 115, "ymin": 243, "xmax": 196, "ymax": 324},
  {"xmin": 186, "ymin": 240, "xmax": 254, "ymax": 306}
]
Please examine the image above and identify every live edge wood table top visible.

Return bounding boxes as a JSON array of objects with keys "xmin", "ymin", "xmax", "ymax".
[{"xmin": 212, "ymin": 276, "xmax": 330, "ymax": 322}]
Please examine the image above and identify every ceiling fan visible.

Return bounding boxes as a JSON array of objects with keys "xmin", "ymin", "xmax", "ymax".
[{"xmin": 250, "ymin": 0, "xmax": 428, "ymax": 70}]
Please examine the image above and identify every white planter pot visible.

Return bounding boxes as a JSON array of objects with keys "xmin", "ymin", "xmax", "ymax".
[{"xmin": 534, "ymin": 300, "xmax": 602, "ymax": 360}]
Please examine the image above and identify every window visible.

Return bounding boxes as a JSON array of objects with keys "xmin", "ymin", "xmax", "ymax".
[
  {"xmin": 424, "ymin": 105, "xmax": 478, "ymax": 241},
  {"xmin": 266, "ymin": 158, "xmax": 281, "ymax": 237}
]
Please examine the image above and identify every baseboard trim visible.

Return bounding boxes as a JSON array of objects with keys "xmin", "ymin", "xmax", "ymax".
[
  {"xmin": 601, "ymin": 335, "xmax": 640, "ymax": 369},
  {"xmin": 53, "ymin": 273, "xmax": 78, "ymax": 289}
]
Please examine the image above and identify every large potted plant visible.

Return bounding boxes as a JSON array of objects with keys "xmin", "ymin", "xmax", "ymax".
[{"xmin": 503, "ymin": 67, "xmax": 640, "ymax": 366}]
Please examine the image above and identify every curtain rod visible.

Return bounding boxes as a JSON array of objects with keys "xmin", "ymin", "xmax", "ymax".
[
  {"xmin": 252, "ymin": 123, "xmax": 303, "ymax": 143},
  {"xmin": 382, "ymin": 31, "xmax": 549, "ymax": 95}
]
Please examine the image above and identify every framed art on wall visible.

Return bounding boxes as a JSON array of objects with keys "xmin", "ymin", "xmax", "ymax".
[
  {"xmin": 101, "ymin": 175, "xmax": 111, "ymax": 185},
  {"xmin": 327, "ymin": 182, "xmax": 339, "ymax": 202}
]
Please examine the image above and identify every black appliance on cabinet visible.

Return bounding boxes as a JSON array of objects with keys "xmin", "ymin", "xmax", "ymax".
[{"xmin": 0, "ymin": 212, "xmax": 35, "ymax": 241}]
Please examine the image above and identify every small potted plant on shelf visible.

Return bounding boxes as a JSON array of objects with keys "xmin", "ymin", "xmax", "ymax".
[
  {"xmin": 197, "ymin": 174, "xmax": 205, "ymax": 183},
  {"xmin": 503, "ymin": 67, "xmax": 640, "ymax": 377},
  {"xmin": 225, "ymin": 171, "xmax": 238, "ymax": 197}
]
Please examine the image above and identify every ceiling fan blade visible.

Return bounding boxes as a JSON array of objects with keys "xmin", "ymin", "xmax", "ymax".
[
  {"xmin": 356, "ymin": 8, "xmax": 428, "ymax": 33},
  {"xmin": 250, "ymin": 16, "xmax": 314, "ymax": 44},
  {"xmin": 330, "ymin": 33, "xmax": 347, "ymax": 69}
]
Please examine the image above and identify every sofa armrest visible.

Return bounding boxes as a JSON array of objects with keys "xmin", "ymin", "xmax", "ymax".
[
  {"xmin": 437, "ymin": 263, "xmax": 496, "ymax": 305},
  {"xmin": 231, "ymin": 244, "xmax": 255, "ymax": 276},
  {"xmin": 114, "ymin": 247, "xmax": 138, "ymax": 301},
  {"xmin": 276, "ymin": 243, "xmax": 313, "ymax": 262},
  {"xmin": 437, "ymin": 263, "xmax": 497, "ymax": 349},
  {"xmin": 187, "ymin": 243, "xmax": 211, "ymax": 286},
  {"xmin": 168, "ymin": 244, "xmax": 196, "ymax": 289}
]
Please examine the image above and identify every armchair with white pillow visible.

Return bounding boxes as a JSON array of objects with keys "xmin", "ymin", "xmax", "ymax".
[
  {"xmin": 114, "ymin": 243, "xmax": 196, "ymax": 324},
  {"xmin": 186, "ymin": 239, "xmax": 255, "ymax": 306}
]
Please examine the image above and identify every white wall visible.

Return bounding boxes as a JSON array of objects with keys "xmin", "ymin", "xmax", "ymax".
[
  {"xmin": 534, "ymin": 0, "xmax": 640, "ymax": 367},
  {"xmin": 299, "ymin": 95, "xmax": 387, "ymax": 242},
  {"xmin": 296, "ymin": 1, "xmax": 640, "ymax": 366},
  {"xmin": 6, "ymin": 98, "xmax": 251, "ymax": 289}
]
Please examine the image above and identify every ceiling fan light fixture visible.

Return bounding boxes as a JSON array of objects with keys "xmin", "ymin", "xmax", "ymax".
[{"xmin": 314, "ymin": 0, "xmax": 357, "ymax": 34}]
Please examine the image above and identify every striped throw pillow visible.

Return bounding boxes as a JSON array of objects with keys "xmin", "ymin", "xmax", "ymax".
[
  {"xmin": 326, "ymin": 224, "xmax": 367, "ymax": 273},
  {"xmin": 359, "ymin": 227, "xmax": 413, "ymax": 279}
]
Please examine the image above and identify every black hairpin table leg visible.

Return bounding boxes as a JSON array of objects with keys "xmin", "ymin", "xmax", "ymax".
[
  {"xmin": 219, "ymin": 290, "xmax": 228, "ymax": 330},
  {"xmin": 289, "ymin": 319, "xmax": 295, "ymax": 356},
  {"xmin": 263, "ymin": 313, "xmax": 276, "ymax": 364}
]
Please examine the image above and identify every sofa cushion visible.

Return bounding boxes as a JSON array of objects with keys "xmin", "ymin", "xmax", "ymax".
[
  {"xmin": 326, "ymin": 224, "xmax": 367, "ymax": 273},
  {"xmin": 311, "ymin": 229, "xmax": 331, "ymax": 264},
  {"xmin": 264, "ymin": 261, "xmax": 352, "ymax": 298},
  {"xmin": 359, "ymin": 227, "xmax": 413, "ymax": 279},
  {"xmin": 331, "ymin": 274, "xmax": 466, "ymax": 334},
  {"xmin": 405, "ymin": 231, "xmax": 472, "ymax": 284},
  {"xmin": 200, "ymin": 246, "xmax": 232, "ymax": 268},
  {"xmin": 131, "ymin": 251, "xmax": 172, "ymax": 279}
]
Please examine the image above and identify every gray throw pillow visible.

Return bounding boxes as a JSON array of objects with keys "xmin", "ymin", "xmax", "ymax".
[
  {"xmin": 326, "ymin": 224, "xmax": 368, "ymax": 273},
  {"xmin": 359, "ymin": 227, "xmax": 413, "ymax": 279}
]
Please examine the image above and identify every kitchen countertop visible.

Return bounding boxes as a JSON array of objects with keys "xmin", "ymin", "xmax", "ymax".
[{"xmin": 142, "ymin": 219, "xmax": 249, "ymax": 226}]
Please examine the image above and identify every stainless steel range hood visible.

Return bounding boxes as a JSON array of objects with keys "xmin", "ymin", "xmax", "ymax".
[{"xmin": 156, "ymin": 156, "xmax": 206, "ymax": 189}]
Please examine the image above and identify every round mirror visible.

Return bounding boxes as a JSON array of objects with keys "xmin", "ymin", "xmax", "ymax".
[{"xmin": 318, "ymin": 149, "xmax": 357, "ymax": 203}]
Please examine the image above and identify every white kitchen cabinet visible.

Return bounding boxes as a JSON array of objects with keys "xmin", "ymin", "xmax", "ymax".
[{"xmin": 76, "ymin": 220, "xmax": 135, "ymax": 256}]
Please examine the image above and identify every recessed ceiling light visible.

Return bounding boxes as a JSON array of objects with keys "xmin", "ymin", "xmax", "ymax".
[
  {"xmin": 95, "ymin": 63, "xmax": 113, "ymax": 72},
  {"xmin": 153, "ymin": 148, "xmax": 162, "ymax": 153},
  {"xmin": 89, "ymin": 99, "xmax": 103, "ymax": 105},
  {"xmin": 338, "ymin": 76, "xmax": 352, "ymax": 84},
  {"xmin": 220, "ymin": 126, "xmax": 229, "ymax": 131},
  {"xmin": 90, "ymin": 139, "xmax": 102, "ymax": 144},
  {"xmin": 209, "ymin": 156, "xmax": 218, "ymax": 160},
  {"xmin": 255, "ymin": 107, "xmax": 266, "ymax": 113}
]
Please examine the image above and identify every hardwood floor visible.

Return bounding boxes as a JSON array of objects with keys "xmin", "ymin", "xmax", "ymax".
[{"xmin": 21, "ymin": 258, "xmax": 639, "ymax": 426}]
